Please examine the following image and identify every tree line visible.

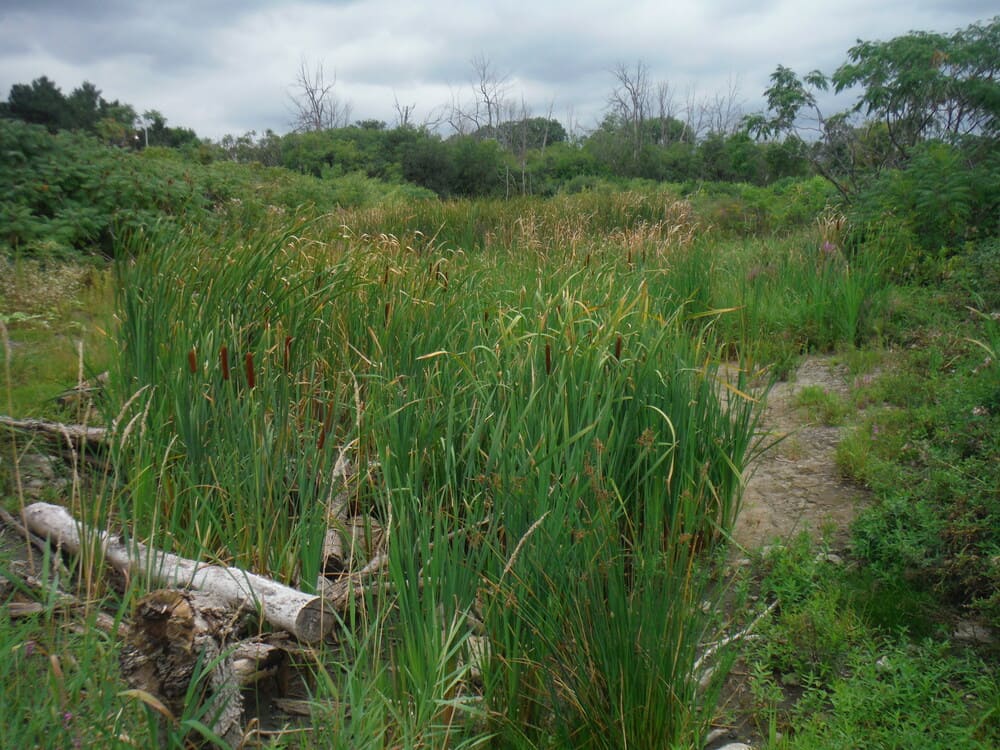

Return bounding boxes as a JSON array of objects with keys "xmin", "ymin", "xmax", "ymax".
[
  {"xmin": 0, "ymin": 76, "xmax": 198, "ymax": 149},
  {"xmin": 2, "ymin": 16, "xmax": 997, "ymax": 214}
]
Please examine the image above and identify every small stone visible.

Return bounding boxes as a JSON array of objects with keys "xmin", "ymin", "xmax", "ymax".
[
  {"xmin": 715, "ymin": 743, "xmax": 753, "ymax": 750},
  {"xmin": 703, "ymin": 727, "xmax": 730, "ymax": 745},
  {"xmin": 952, "ymin": 620, "xmax": 995, "ymax": 646},
  {"xmin": 814, "ymin": 552, "xmax": 844, "ymax": 565},
  {"xmin": 19, "ymin": 453, "xmax": 57, "ymax": 480}
]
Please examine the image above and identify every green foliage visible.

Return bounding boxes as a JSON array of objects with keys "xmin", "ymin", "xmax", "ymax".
[
  {"xmin": 2, "ymin": 75, "xmax": 142, "ymax": 145},
  {"xmin": 752, "ymin": 16, "xmax": 1000, "ymax": 228},
  {"xmin": 776, "ymin": 640, "xmax": 999, "ymax": 750},
  {"xmin": 838, "ymin": 287, "xmax": 1000, "ymax": 624},
  {"xmin": 473, "ymin": 116, "xmax": 568, "ymax": 150},
  {"xmin": 793, "ymin": 386, "xmax": 848, "ymax": 426},
  {"xmin": 833, "ymin": 17, "xmax": 1000, "ymax": 153},
  {"xmin": 0, "ymin": 119, "xmax": 428, "ymax": 256},
  {"xmin": 96, "ymin": 207, "xmax": 772, "ymax": 747},
  {"xmin": 0, "ymin": 575, "xmax": 146, "ymax": 748},
  {"xmin": 0, "ymin": 119, "xmax": 209, "ymax": 256},
  {"xmin": 741, "ymin": 538, "xmax": 997, "ymax": 749},
  {"xmin": 846, "ymin": 140, "xmax": 1000, "ymax": 278}
]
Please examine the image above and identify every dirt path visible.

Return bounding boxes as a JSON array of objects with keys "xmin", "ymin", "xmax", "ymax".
[{"xmin": 732, "ymin": 356, "xmax": 868, "ymax": 550}]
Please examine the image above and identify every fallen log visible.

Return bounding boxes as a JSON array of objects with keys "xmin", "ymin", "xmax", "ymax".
[
  {"xmin": 21, "ymin": 502, "xmax": 335, "ymax": 643},
  {"xmin": 0, "ymin": 415, "xmax": 108, "ymax": 446}
]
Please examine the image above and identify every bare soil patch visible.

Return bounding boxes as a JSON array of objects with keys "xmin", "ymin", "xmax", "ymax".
[{"xmin": 733, "ymin": 355, "xmax": 868, "ymax": 550}]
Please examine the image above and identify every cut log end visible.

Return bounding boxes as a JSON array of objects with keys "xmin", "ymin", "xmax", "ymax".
[{"xmin": 294, "ymin": 597, "xmax": 335, "ymax": 643}]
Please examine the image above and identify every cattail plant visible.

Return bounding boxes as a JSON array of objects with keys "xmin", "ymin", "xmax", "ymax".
[{"xmin": 244, "ymin": 352, "xmax": 255, "ymax": 389}]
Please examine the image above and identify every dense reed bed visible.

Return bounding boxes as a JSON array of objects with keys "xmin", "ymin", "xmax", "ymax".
[{"xmin": 88, "ymin": 191, "xmax": 882, "ymax": 747}]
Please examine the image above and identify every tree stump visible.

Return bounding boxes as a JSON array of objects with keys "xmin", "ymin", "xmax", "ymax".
[{"xmin": 119, "ymin": 589, "xmax": 244, "ymax": 746}]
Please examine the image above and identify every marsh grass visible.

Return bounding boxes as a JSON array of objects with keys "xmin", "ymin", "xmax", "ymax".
[
  {"xmin": 0, "ymin": 257, "xmax": 114, "ymax": 416},
  {"xmin": 0, "ymin": 188, "xmax": 897, "ymax": 748},
  {"xmin": 95, "ymin": 205, "xmax": 775, "ymax": 746}
]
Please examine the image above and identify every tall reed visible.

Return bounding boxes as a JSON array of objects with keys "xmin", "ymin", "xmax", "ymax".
[{"xmin": 104, "ymin": 202, "xmax": 861, "ymax": 746}]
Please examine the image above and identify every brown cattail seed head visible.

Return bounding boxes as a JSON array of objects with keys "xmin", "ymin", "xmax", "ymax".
[{"xmin": 245, "ymin": 352, "xmax": 255, "ymax": 389}]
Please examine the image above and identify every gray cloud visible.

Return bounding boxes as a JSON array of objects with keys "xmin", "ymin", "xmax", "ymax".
[{"xmin": 0, "ymin": 1, "xmax": 994, "ymax": 139}]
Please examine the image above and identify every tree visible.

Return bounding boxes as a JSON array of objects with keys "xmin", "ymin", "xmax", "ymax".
[
  {"xmin": 448, "ymin": 55, "xmax": 510, "ymax": 136},
  {"xmin": 832, "ymin": 17, "xmax": 1000, "ymax": 157},
  {"xmin": 393, "ymin": 93, "xmax": 416, "ymax": 128},
  {"xmin": 749, "ymin": 17, "xmax": 1000, "ymax": 200},
  {"xmin": 4, "ymin": 76, "xmax": 69, "ymax": 131},
  {"xmin": 608, "ymin": 61, "xmax": 651, "ymax": 163},
  {"xmin": 96, "ymin": 100, "xmax": 138, "ymax": 147},
  {"xmin": 67, "ymin": 81, "xmax": 103, "ymax": 131},
  {"xmin": 289, "ymin": 60, "xmax": 352, "ymax": 132}
]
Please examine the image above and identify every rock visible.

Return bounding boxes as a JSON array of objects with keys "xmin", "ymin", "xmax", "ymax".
[
  {"xmin": 952, "ymin": 619, "xmax": 995, "ymax": 646},
  {"xmin": 704, "ymin": 728, "xmax": 730, "ymax": 745},
  {"xmin": 814, "ymin": 552, "xmax": 844, "ymax": 566},
  {"xmin": 18, "ymin": 453, "xmax": 56, "ymax": 480}
]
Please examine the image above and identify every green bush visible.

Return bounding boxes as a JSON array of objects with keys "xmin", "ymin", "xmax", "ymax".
[
  {"xmin": 847, "ymin": 140, "xmax": 1000, "ymax": 281},
  {"xmin": 0, "ymin": 119, "xmax": 423, "ymax": 256}
]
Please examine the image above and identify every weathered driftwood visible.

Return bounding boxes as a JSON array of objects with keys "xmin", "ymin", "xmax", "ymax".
[
  {"xmin": 21, "ymin": 502, "xmax": 336, "ymax": 642},
  {"xmin": 0, "ymin": 415, "xmax": 108, "ymax": 446},
  {"xmin": 120, "ymin": 589, "xmax": 243, "ymax": 746}
]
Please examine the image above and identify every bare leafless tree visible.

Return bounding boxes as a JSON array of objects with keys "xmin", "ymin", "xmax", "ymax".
[
  {"xmin": 609, "ymin": 61, "xmax": 651, "ymax": 161},
  {"xmin": 472, "ymin": 54, "xmax": 510, "ymax": 132},
  {"xmin": 288, "ymin": 60, "xmax": 352, "ymax": 132},
  {"xmin": 447, "ymin": 54, "xmax": 511, "ymax": 136},
  {"xmin": 393, "ymin": 93, "xmax": 416, "ymax": 128},
  {"xmin": 446, "ymin": 84, "xmax": 477, "ymax": 135},
  {"xmin": 682, "ymin": 85, "xmax": 709, "ymax": 142},
  {"xmin": 707, "ymin": 73, "xmax": 744, "ymax": 135},
  {"xmin": 656, "ymin": 80, "xmax": 677, "ymax": 145}
]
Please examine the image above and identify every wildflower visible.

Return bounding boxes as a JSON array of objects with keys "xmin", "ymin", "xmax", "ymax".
[{"xmin": 821, "ymin": 241, "xmax": 838, "ymax": 255}]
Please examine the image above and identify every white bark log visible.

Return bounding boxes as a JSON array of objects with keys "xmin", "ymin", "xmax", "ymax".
[
  {"xmin": 21, "ymin": 502, "xmax": 335, "ymax": 642},
  {"xmin": 1, "ymin": 415, "xmax": 107, "ymax": 445}
]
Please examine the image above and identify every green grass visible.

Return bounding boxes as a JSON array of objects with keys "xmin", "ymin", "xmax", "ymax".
[
  {"xmin": 733, "ymin": 537, "xmax": 999, "ymax": 750},
  {"xmin": 792, "ymin": 386, "xmax": 848, "ymax": 426},
  {"xmin": 1, "ymin": 185, "xmax": 995, "ymax": 748}
]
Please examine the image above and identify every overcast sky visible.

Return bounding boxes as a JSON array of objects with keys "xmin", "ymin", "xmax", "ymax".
[{"xmin": 1, "ymin": 1, "xmax": 995, "ymax": 140}]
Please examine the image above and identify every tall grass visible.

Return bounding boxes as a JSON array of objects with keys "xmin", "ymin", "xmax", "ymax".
[
  {"xmin": 98, "ymin": 205, "xmax": 772, "ymax": 746},
  {"xmin": 83, "ymin": 187, "xmax": 890, "ymax": 746}
]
